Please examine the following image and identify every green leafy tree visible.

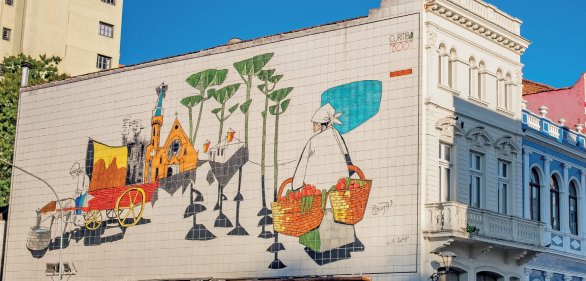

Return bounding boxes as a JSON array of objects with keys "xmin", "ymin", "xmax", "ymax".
[
  {"xmin": 182, "ymin": 69, "xmax": 228, "ymax": 144},
  {"xmin": 0, "ymin": 54, "xmax": 69, "ymax": 206},
  {"xmin": 233, "ymin": 53, "xmax": 273, "ymax": 147},
  {"xmin": 268, "ymin": 88, "xmax": 293, "ymax": 193},
  {"xmin": 209, "ymin": 84, "xmax": 241, "ymax": 144},
  {"xmin": 256, "ymin": 70, "xmax": 283, "ymax": 235}
]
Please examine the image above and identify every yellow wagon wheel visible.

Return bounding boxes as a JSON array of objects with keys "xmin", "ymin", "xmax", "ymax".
[
  {"xmin": 85, "ymin": 210, "xmax": 102, "ymax": 230},
  {"xmin": 116, "ymin": 188, "xmax": 146, "ymax": 227}
]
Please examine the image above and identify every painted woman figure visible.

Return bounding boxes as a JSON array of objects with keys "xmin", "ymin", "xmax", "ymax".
[
  {"xmin": 70, "ymin": 163, "xmax": 90, "ymax": 226},
  {"xmin": 292, "ymin": 103, "xmax": 354, "ymax": 190}
]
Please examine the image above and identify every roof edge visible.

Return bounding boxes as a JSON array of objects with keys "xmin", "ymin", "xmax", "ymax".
[{"xmin": 20, "ymin": 15, "xmax": 372, "ymax": 93}]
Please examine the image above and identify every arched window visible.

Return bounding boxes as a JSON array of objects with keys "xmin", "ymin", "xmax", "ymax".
[
  {"xmin": 551, "ymin": 176, "xmax": 561, "ymax": 231},
  {"xmin": 505, "ymin": 73, "xmax": 512, "ymax": 110},
  {"xmin": 438, "ymin": 44, "xmax": 447, "ymax": 86},
  {"xmin": 478, "ymin": 61, "xmax": 486, "ymax": 100},
  {"xmin": 496, "ymin": 69, "xmax": 504, "ymax": 107},
  {"xmin": 469, "ymin": 57, "xmax": 477, "ymax": 97},
  {"xmin": 448, "ymin": 48, "xmax": 457, "ymax": 89},
  {"xmin": 569, "ymin": 181, "xmax": 579, "ymax": 235},
  {"xmin": 530, "ymin": 168, "xmax": 541, "ymax": 221}
]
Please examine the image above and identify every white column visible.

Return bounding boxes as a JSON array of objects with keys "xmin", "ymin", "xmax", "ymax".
[
  {"xmin": 578, "ymin": 170, "xmax": 586, "ymax": 237},
  {"xmin": 562, "ymin": 166, "xmax": 571, "ymax": 234},
  {"xmin": 523, "ymin": 150, "xmax": 531, "ymax": 219},
  {"xmin": 543, "ymin": 158, "xmax": 552, "ymax": 229},
  {"xmin": 425, "ymin": 28, "xmax": 438, "ymax": 102},
  {"xmin": 524, "ymin": 268, "xmax": 533, "ymax": 281},
  {"xmin": 563, "ymin": 276, "xmax": 572, "ymax": 281},
  {"xmin": 545, "ymin": 272, "xmax": 553, "ymax": 281}
]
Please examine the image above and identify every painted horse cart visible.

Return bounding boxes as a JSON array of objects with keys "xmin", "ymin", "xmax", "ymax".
[{"xmin": 28, "ymin": 140, "xmax": 161, "ymax": 250}]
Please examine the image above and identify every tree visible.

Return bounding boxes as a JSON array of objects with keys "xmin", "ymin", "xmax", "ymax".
[
  {"xmin": 233, "ymin": 53, "xmax": 273, "ymax": 147},
  {"xmin": 268, "ymin": 88, "xmax": 293, "ymax": 193},
  {"xmin": 256, "ymin": 69, "xmax": 283, "ymax": 238},
  {"xmin": 209, "ymin": 84, "xmax": 240, "ymax": 144},
  {"xmin": 0, "ymin": 54, "xmax": 69, "ymax": 206},
  {"xmin": 182, "ymin": 69, "xmax": 228, "ymax": 145}
]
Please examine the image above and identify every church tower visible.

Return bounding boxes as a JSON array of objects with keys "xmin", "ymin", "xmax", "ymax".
[{"xmin": 144, "ymin": 83, "xmax": 167, "ymax": 183}]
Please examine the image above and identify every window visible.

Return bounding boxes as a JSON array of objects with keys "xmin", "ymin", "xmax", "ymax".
[
  {"xmin": 5, "ymin": 0, "xmax": 13, "ymax": 6},
  {"xmin": 550, "ymin": 176, "xmax": 561, "ymax": 231},
  {"xmin": 439, "ymin": 144, "xmax": 452, "ymax": 202},
  {"xmin": 569, "ymin": 182, "xmax": 578, "ymax": 235},
  {"xmin": 496, "ymin": 69, "xmax": 503, "ymax": 107},
  {"xmin": 96, "ymin": 54, "xmax": 111, "ymax": 70},
  {"xmin": 469, "ymin": 153, "xmax": 482, "ymax": 208},
  {"xmin": 99, "ymin": 22, "xmax": 113, "ymax": 38},
  {"xmin": 530, "ymin": 168, "xmax": 541, "ymax": 221},
  {"xmin": 478, "ymin": 62, "xmax": 485, "ymax": 100},
  {"xmin": 469, "ymin": 57, "xmax": 477, "ymax": 97},
  {"xmin": 2, "ymin": 28, "xmax": 10, "ymax": 41},
  {"xmin": 438, "ymin": 53, "xmax": 442, "ymax": 85},
  {"xmin": 498, "ymin": 161, "xmax": 508, "ymax": 214},
  {"xmin": 101, "ymin": 0, "xmax": 115, "ymax": 4},
  {"xmin": 503, "ymin": 73, "xmax": 513, "ymax": 109},
  {"xmin": 448, "ymin": 49, "xmax": 457, "ymax": 89}
]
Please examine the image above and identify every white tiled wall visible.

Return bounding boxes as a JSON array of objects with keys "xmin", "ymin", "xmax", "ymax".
[{"xmin": 4, "ymin": 12, "xmax": 423, "ymax": 281}]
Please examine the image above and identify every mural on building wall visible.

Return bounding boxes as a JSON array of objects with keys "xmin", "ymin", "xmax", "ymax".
[{"xmin": 25, "ymin": 52, "xmax": 383, "ymax": 269}]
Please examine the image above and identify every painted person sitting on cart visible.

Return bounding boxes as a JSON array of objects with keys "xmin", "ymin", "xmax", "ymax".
[{"xmin": 292, "ymin": 103, "xmax": 356, "ymax": 191}]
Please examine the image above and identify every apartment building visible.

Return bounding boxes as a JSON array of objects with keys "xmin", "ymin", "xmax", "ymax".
[{"xmin": 0, "ymin": 0, "xmax": 123, "ymax": 76}]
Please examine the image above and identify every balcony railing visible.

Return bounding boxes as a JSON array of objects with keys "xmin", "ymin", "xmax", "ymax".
[
  {"xmin": 548, "ymin": 126, "xmax": 560, "ymax": 139},
  {"xmin": 526, "ymin": 114, "xmax": 541, "ymax": 130},
  {"xmin": 423, "ymin": 202, "xmax": 545, "ymax": 247},
  {"xmin": 522, "ymin": 109, "xmax": 586, "ymax": 150}
]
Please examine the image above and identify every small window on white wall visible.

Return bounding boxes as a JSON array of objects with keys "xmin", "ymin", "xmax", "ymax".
[
  {"xmin": 439, "ymin": 144, "xmax": 452, "ymax": 202},
  {"xmin": 498, "ymin": 161, "xmax": 508, "ymax": 214},
  {"xmin": 469, "ymin": 153, "xmax": 482, "ymax": 208}
]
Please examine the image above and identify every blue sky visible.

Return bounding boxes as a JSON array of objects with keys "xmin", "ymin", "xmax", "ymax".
[{"xmin": 120, "ymin": 0, "xmax": 585, "ymax": 88}]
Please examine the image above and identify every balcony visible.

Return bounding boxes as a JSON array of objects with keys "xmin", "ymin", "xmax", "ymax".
[
  {"xmin": 423, "ymin": 202, "xmax": 546, "ymax": 265},
  {"xmin": 522, "ymin": 109, "xmax": 586, "ymax": 151}
]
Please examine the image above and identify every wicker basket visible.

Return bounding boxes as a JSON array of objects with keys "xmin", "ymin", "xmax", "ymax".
[
  {"xmin": 330, "ymin": 165, "xmax": 372, "ymax": 225},
  {"xmin": 271, "ymin": 179, "xmax": 328, "ymax": 237},
  {"xmin": 26, "ymin": 227, "xmax": 51, "ymax": 251}
]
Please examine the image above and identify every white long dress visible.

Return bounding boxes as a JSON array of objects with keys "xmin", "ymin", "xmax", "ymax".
[{"xmin": 292, "ymin": 127, "xmax": 350, "ymax": 190}]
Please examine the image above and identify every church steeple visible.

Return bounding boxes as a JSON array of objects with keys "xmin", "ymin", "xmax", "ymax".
[
  {"xmin": 153, "ymin": 82, "xmax": 168, "ymax": 117},
  {"xmin": 145, "ymin": 82, "xmax": 168, "ymax": 183}
]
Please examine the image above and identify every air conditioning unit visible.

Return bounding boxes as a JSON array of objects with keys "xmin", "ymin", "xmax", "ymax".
[{"xmin": 45, "ymin": 262, "xmax": 76, "ymax": 276}]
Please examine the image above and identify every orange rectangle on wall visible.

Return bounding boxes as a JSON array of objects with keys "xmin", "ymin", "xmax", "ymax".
[{"xmin": 390, "ymin": 69, "xmax": 412, "ymax": 77}]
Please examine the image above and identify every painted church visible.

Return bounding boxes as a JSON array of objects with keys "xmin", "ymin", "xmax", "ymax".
[{"xmin": 144, "ymin": 83, "xmax": 199, "ymax": 183}]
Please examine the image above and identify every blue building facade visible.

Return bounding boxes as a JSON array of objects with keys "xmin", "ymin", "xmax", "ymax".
[{"xmin": 522, "ymin": 103, "xmax": 586, "ymax": 280}]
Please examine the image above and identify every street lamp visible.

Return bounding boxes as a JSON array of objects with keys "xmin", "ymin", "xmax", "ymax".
[
  {"xmin": 429, "ymin": 251, "xmax": 457, "ymax": 281},
  {"xmin": 0, "ymin": 159, "xmax": 65, "ymax": 280}
]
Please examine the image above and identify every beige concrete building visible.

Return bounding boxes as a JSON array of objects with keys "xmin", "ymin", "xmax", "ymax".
[{"xmin": 0, "ymin": 0, "xmax": 123, "ymax": 76}]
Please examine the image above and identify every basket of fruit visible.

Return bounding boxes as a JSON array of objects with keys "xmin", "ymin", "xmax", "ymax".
[
  {"xmin": 329, "ymin": 165, "xmax": 372, "ymax": 225},
  {"xmin": 271, "ymin": 179, "xmax": 329, "ymax": 237}
]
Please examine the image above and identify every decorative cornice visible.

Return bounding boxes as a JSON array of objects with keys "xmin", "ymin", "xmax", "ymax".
[
  {"xmin": 495, "ymin": 136, "xmax": 520, "ymax": 159},
  {"xmin": 426, "ymin": 1, "xmax": 530, "ymax": 55},
  {"xmin": 436, "ymin": 116, "xmax": 466, "ymax": 139},
  {"xmin": 523, "ymin": 145, "xmax": 586, "ymax": 170},
  {"xmin": 466, "ymin": 126, "xmax": 495, "ymax": 152},
  {"xmin": 524, "ymin": 130, "xmax": 586, "ymax": 163}
]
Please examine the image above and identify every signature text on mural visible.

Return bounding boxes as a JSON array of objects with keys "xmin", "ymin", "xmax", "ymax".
[{"xmin": 372, "ymin": 200, "xmax": 394, "ymax": 216}]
